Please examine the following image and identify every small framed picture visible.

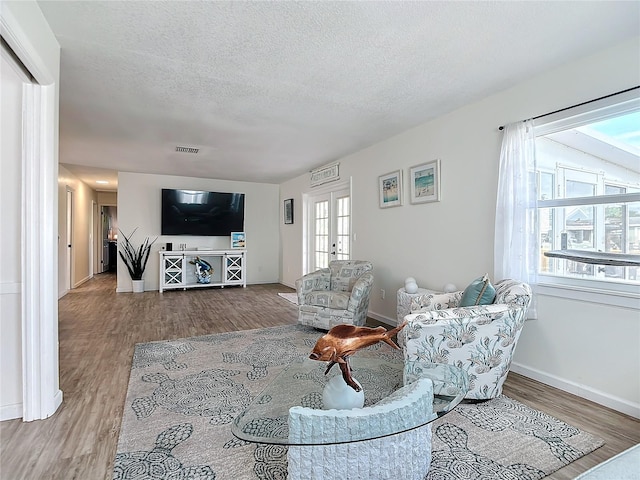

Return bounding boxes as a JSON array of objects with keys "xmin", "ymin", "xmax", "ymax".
[
  {"xmin": 409, "ymin": 159, "xmax": 441, "ymax": 204},
  {"xmin": 284, "ymin": 198, "xmax": 294, "ymax": 224},
  {"xmin": 378, "ymin": 170, "xmax": 403, "ymax": 208},
  {"xmin": 230, "ymin": 232, "xmax": 246, "ymax": 249}
]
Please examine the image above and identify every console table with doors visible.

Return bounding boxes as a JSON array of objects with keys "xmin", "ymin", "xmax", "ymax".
[{"xmin": 158, "ymin": 249, "xmax": 246, "ymax": 292}]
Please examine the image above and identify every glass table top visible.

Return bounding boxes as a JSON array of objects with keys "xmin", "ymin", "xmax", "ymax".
[{"xmin": 231, "ymin": 351, "xmax": 469, "ymax": 446}]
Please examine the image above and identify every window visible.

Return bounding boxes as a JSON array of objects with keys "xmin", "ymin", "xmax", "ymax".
[{"xmin": 535, "ymin": 101, "xmax": 640, "ymax": 288}]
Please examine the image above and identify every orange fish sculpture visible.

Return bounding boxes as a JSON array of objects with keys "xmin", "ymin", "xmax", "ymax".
[{"xmin": 309, "ymin": 321, "xmax": 407, "ymax": 391}]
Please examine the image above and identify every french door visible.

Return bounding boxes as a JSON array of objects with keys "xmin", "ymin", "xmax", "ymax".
[{"xmin": 307, "ymin": 187, "xmax": 351, "ymax": 272}]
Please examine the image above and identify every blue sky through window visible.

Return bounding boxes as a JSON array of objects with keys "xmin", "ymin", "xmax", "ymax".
[{"xmin": 583, "ymin": 111, "xmax": 640, "ymax": 150}]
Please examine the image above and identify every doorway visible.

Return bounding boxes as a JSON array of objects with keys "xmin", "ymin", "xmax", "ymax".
[
  {"xmin": 305, "ymin": 185, "xmax": 351, "ymax": 273},
  {"xmin": 66, "ymin": 188, "xmax": 73, "ymax": 289},
  {"xmin": 100, "ymin": 205, "xmax": 118, "ymax": 273}
]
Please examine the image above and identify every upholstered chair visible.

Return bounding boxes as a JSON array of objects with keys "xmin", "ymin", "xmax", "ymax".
[
  {"xmin": 398, "ymin": 279, "xmax": 532, "ymax": 400},
  {"xmin": 295, "ymin": 260, "xmax": 374, "ymax": 330},
  {"xmin": 287, "ymin": 378, "xmax": 434, "ymax": 480}
]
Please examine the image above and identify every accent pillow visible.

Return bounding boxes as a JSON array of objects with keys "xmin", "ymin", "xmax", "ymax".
[{"xmin": 459, "ymin": 274, "xmax": 496, "ymax": 307}]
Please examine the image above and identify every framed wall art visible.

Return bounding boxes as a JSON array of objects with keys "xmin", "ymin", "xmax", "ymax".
[
  {"xmin": 230, "ymin": 232, "xmax": 246, "ymax": 249},
  {"xmin": 409, "ymin": 159, "xmax": 441, "ymax": 204},
  {"xmin": 284, "ymin": 198, "xmax": 294, "ymax": 224},
  {"xmin": 378, "ymin": 170, "xmax": 403, "ymax": 208}
]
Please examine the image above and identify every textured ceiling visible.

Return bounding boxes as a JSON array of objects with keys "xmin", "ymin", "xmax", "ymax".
[{"xmin": 38, "ymin": 1, "xmax": 640, "ymax": 190}]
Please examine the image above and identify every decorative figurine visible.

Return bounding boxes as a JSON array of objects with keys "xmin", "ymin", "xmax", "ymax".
[
  {"xmin": 405, "ymin": 276, "xmax": 419, "ymax": 294},
  {"xmin": 189, "ymin": 256, "xmax": 213, "ymax": 284},
  {"xmin": 309, "ymin": 321, "xmax": 407, "ymax": 392}
]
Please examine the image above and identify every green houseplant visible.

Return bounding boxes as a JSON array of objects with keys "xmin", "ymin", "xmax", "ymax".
[{"xmin": 118, "ymin": 228, "xmax": 157, "ymax": 292}]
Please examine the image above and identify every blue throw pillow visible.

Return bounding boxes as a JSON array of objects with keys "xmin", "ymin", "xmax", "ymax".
[{"xmin": 459, "ymin": 274, "xmax": 496, "ymax": 307}]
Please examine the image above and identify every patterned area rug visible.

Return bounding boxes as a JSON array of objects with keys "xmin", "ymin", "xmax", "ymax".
[
  {"xmin": 113, "ymin": 325, "xmax": 603, "ymax": 479},
  {"xmin": 277, "ymin": 292, "xmax": 298, "ymax": 305}
]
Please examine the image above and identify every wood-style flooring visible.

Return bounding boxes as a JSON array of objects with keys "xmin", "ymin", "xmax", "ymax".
[{"xmin": 0, "ymin": 273, "xmax": 638, "ymax": 479}]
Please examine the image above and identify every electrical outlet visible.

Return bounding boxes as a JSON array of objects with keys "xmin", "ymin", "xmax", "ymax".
[{"xmin": 380, "ymin": 289, "xmax": 385, "ymax": 299}]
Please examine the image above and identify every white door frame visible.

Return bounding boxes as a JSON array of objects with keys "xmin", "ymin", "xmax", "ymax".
[
  {"xmin": 99, "ymin": 203, "xmax": 117, "ymax": 273},
  {"xmin": 2, "ymin": 9, "xmax": 63, "ymax": 421},
  {"xmin": 21, "ymin": 82, "xmax": 61, "ymax": 421},
  {"xmin": 302, "ymin": 179, "xmax": 352, "ymax": 275},
  {"xmin": 66, "ymin": 187, "xmax": 74, "ymax": 290},
  {"xmin": 90, "ymin": 200, "xmax": 96, "ymax": 277}
]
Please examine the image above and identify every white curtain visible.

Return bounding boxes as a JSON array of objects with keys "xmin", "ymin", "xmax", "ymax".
[{"xmin": 494, "ymin": 120, "xmax": 538, "ymax": 318}]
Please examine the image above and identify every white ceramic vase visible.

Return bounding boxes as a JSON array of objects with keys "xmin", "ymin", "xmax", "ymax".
[
  {"xmin": 322, "ymin": 375, "xmax": 364, "ymax": 410},
  {"xmin": 132, "ymin": 279, "xmax": 145, "ymax": 293}
]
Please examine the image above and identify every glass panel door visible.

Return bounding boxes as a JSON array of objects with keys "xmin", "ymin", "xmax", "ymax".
[
  {"xmin": 308, "ymin": 188, "xmax": 350, "ymax": 272},
  {"xmin": 335, "ymin": 193, "xmax": 350, "ymax": 261},
  {"xmin": 313, "ymin": 195, "xmax": 330, "ymax": 269}
]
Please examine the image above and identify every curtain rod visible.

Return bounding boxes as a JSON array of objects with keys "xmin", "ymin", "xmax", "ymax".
[{"xmin": 498, "ymin": 85, "xmax": 640, "ymax": 130}]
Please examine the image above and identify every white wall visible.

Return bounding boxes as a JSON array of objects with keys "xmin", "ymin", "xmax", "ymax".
[
  {"xmin": 280, "ymin": 37, "xmax": 640, "ymax": 416},
  {"xmin": 117, "ymin": 172, "xmax": 280, "ymax": 292}
]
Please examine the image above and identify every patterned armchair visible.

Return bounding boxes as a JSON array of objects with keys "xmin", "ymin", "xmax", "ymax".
[
  {"xmin": 398, "ymin": 279, "xmax": 532, "ymax": 400},
  {"xmin": 295, "ymin": 260, "xmax": 374, "ymax": 330}
]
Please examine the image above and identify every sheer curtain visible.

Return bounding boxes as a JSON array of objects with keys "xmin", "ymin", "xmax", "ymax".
[{"xmin": 494, "ymin": 120, "xmax": 538, "ymax": 318}]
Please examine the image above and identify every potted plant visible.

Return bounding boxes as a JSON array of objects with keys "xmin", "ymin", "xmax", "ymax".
[{"xmin": 118, "ymin": 228, "xmax": 157, "ymax": 292}]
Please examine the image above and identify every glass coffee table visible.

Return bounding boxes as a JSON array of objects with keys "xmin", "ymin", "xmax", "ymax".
[{"xmin": 232, "ymin": 353, "xmax": 469, "ymax": 446}]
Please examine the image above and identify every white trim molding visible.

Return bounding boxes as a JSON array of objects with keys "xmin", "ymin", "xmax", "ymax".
[
  {"xmin": 0, "ymin": 402, "xmax": 23, "ymax": 422},
  {"xmin": 74, "ymin": 275, "xmax": 92, "ymax": 289},
  {"xmin": 310, "ymin": 162, "xmax": 340, "ymax": 187},
  {"xmin": 0, "ymin": 5, "xmax": 55, "ymax": 86},
  {"xmin": 536, "ymin": 278, "xmax": 640, "ymax": 310},
  {"xmin": 366, "ymin": 310, "xmax": 396, "ymax": 327},
  {"xmin": 511, "ymin": 362, "xmax": 640, "ymax": 419},
  {"xmin": 0, "ymin": 281, "xmax": 21, "ymax": 295},
  {"xmin": 22, "ymin": 82, "xmax": 62, "ymax": 421}
]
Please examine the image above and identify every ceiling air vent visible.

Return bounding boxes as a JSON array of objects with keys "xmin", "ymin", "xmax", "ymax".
[{"xmin": 175, "ymin": 146, "xmax": 199, "ymax": 154}]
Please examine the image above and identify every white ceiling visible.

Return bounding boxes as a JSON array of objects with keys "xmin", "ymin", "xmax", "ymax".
[{"xmin": 38, "ymin": 1, "xmax": 640, "ymax": 192}]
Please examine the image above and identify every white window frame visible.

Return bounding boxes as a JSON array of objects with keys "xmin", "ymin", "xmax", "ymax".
[{"xmin": 533, "ymin": 91, "xmax": 640, "ymax": 309}]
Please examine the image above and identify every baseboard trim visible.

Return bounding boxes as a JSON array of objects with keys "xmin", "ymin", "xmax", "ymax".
[
  {"xmin": 0, "ymin": 402, "xmax": 23, "ymax": 421},
  {"xmin": 52, "ymin": 389, "xmax": 63, "ymax": 418},
  {"xmin": 73, "ymin": 275, "xmax": 91, "ymax": 288},
  {"xmin": 511, "ymin": 362, "xmax": 640, "ymax": 419},
  {"xmin": 366, "ymin": 310, "xmax": 396, "ymax": 327}
]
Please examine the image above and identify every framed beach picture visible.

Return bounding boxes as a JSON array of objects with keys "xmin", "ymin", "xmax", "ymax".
[
  {"xmin": 379, "ymin": 170, "xmax": 403, "ymax": 208},
  {"xmin": 230, "ymin": 232, "xmax": 246, "ymax": 249},
  {"xmin": 409, "ymin": 159, "xmax": 441, "ymax": 204},
  {"xmin": 284, "ymin": 198, "xmax": 294, "ymax": 224}
]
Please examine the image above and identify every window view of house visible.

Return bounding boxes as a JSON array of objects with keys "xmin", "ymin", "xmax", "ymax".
[{"xmin": 536, "ymin": 110, "xmax": 640, "ymax": 283}]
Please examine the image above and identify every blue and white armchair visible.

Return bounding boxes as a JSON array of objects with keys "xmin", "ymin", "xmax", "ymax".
[
  {"xmin": 399, "ymin": 279, "xmax": 532, "ymax": 400},
  {"xmin": 295, "ymin": 260, "xmax": 374, "ymax": 330}
]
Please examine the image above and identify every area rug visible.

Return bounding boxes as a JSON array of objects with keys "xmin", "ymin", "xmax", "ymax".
[
  {"xmin": 113, "ymin": 325, "xmax": 603, "ymax": 480},
  {"xmin": 277, "ymin": 292, "xmax": 298, "ymax": 305}
]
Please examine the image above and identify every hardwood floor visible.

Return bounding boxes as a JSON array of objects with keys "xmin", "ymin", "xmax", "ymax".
[{"xmin": 0, "ymin": 273, "xmax": 638, "ymax": 479}]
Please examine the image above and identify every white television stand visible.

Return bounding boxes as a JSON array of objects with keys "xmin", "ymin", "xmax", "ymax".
[{"xmin": 159, "ymin": 249, "xmax": 246, "ymax": 292}]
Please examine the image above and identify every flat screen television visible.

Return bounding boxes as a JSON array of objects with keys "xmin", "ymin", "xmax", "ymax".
[{"xmin": 161, "ymin": 189, "xmax": 245, "ymax": 236}]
